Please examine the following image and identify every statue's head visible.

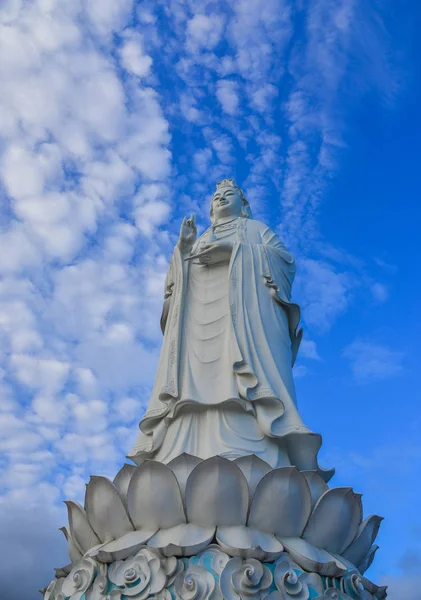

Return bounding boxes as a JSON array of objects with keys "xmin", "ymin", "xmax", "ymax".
[{"xmin": 210, "ymin": 178, "xmax": 252, "ymax": 223}]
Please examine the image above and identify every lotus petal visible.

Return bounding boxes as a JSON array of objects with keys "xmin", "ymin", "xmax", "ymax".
[
  {"xmin": 88, "ymin": 529, "xmax": 156, "ymax": 562},
  {"xmin": 361, "ymin": 574, "xmax": 387, "ymax": 599},
  {"xmin": 55, "ymin": 564, "xmax": 72, "ymax": 578},
  {"xmin": 113, "ymin": 463, "xmax": 137, "ymax": 505},
  {"xmin": 160, "ymin": 540, "xmax": 214, "ymax": 559},
  {"xmin": 148, "ymin": 523, "xmax": 215, "ymax": 556},
  {"xmin": 186, "ymin": 457, "xmax": 249, "ymax": 527},
  {"xmin": 216, "ymin": 525, "xmax": 283, "ymax": 560},
  {"xmin": 65, "ymin": 500, "xmax": 101, "ymax": 553},
  {"xmin": 233, "ymin": 456, "xmax": 271, "ymax": 497},
  {"xmin": 59, "ymin": 526, "xmax": 83, "ymax": 563},
  {"xmin": 147, "ymin": 523, "xmax": 213, "ymax": 549},
  {"xmin": 168, "ymin": 453, "xmax": 202, "ymax": 499},
  {"xmin": 85, "ymin": 476, "xmax": 134, "ymax": 543},
  {"xmin": 303, "ymin": 488, "xmax": 362, "ymax": 554},
  {"xmin": 330, "ymin": 552, "xmax": 359, "ymax": 573},
  {"xmin": 44, "ymin": 577, "xmax": 65, "ymax": 600},
  {"xmin": 248, "ymin": 467, "xmax": 311, "ymax": 537},
  {"xmin": 373, "ymin": 585, "xmax": 388, "ymax": 600},
  {"xmin": 358, "ymin": 544, "xmax": 379, "ymax": 575},
  {"xmin": 342, "ymin": 515, "xmax": 383, "ymax": 568},
  {"xmin": 280, "ymin": 537, "xmax": 347, "ymax": 577},
  {"xmin": 128, "ymin": 460, "xmax": 186, "ymax": 530},
  {"xmin": 301, "ymin": 471, "xmax": 329, "ymax": 509}
]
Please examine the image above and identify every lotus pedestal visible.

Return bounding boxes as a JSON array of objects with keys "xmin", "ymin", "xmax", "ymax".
[{"xmin": 42, "ymin": 456, "xmax": 386, "ymax": 600}]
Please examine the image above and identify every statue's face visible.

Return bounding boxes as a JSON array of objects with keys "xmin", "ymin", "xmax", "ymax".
[{"xmin": 211, "ymin": 186, "xmax": 243, "ymax": 221}]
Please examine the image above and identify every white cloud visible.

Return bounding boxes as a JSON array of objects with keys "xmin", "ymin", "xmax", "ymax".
[
  {"xmin": 113, "ymin": 396, "xmax": 145, "ymax": 423},
  {"xmin": 179, "ymin": 92, "xmax": 204, "ymax": 123},
  {"xmin": 216, "ymin": 80, "xmax": 240, "ymax": 116},
  {"xmin": 0, "ymin": 413, "xmax": 44, "ymax": 455},
  {"xmin": 76, "ymin": 338, "xmax": 158, "ymax": 390},
  {"xmin": 119, "ymin": 30, "xmax": 153, "ymax": 77},
  {"xmin": 55, "ymin": 431, "xmax": 120, "ymax": 465},
  {"xmin": 299, "ymin": 339, "xmax": 321, "ymax": 361},
  {"xmin": 250, "ymin": 83, "xmax": 278, "ymax": 113},
  {"xmin": 1, "ymin": 144, "xmax": 46, "ymax": 198},
  {"xmin": 10, "ymin": 355, "xmax": 70, "ymax": 394},
  {"xmin": 342, "ymin": 339, "xmax": 405, "ymax": 384},
  {"xmin": 73, "ymin": 367, "xmax": 99, "ymax": 398},
  {"xmin": 193, "ymin": 148, "xmax": 214, "ymax": 176},
  {"xmin": 62, "ymin": 473, "xmax": 86, "ymax": 501},
  {"xmin": 0, "ymin": 461, "xmax": 51, "ymax": 490},
  {"xmin": 186, "ymin": 14, "xmax": 225, "ymax": 51},
  {"xmin": 0, "ymin": 0, "xmax": 21, "ymax": 24},
  {"xmin": 0, "ymin": 2, "xmax": 171, "ymax": 271},
  {"xmin": 0, "ymin": 10, "xmax": 172, "ymax": 593},
  {"xmin": 0, "ymin": 299, "xmax": 43, "ymax": 353},
  {"xmin": 134, "ymin": 182, "xmax": 171, "ymax": 235},
  {"xmin": 296, "ymin": 259, "xmax": 353, "ymax": 331},
  {"xmin": 204, "ymin": 128, "xmax": 235, "ymax": 165},
  {"xmin": 72, "ymin": 398, "xmax": 109, "ymax": 434},
  {"xmin": 85, "ymin": 0, "xmax": 134, "ymax": 38},
  {"xmin": 371, "ymin": 282, "xmax": 389, "ymax": 303},
  {"xmin": 278, "ymin": 0, "xmax": 398, "ymax": 240},
  {"xmin": 0, "ymin": 224, "xmax": 42, "ymax": 274},
  {"xmin": 228, "ymin": 0, "xmax": 292, "ymax": 81},
  {"xmin": 374, "ymin": 257, "xmax": 397, "ymax": 272},
  {"xmin": 135, "ymin": 201, "xmax": 171, "ymax": 236},
  {"xmin": 293, "ymin": 365, "xmax": 308, "ymax": 378},
  {"xmin": 117, "ymin": 88, "xmax": 171, "ymax": 180},
  {"xmin": 32, "ymin": 395, "xmax": 69, "ymax": 426}
]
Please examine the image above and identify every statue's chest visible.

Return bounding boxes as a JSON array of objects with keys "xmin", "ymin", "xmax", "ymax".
[{"xmin": 194, "ymin": 219, "xmax": 250, "ymax": 254}]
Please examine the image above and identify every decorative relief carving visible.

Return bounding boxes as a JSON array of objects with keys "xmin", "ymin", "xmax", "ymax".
[
  {"xmin": 61, "ymin": 558, "xmax": 97, "ymax": 600},
  {"xmin": 107, "ymin": 548, "xmax": 169, "ymax": 599},
  {"xmin": 175, "ymin": 565, "xmax": 221, "ymax": 600},
  {"xmin": 219, "ymin": 557, "xmax": 272, "ymax": 600},
  {"xmin": 43, "ymin": 547, "xmax": 385, "ymax": 600}
]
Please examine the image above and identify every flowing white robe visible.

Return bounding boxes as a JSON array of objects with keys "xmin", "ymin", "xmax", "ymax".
[{"xmin": 128, "ymin": 217, "xmax": 333, "ymax": 482}]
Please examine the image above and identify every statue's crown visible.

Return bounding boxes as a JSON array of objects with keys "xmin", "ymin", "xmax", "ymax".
[{"xmin": 216, "ymin": 178, "xmax": 239, "ymax": 190}]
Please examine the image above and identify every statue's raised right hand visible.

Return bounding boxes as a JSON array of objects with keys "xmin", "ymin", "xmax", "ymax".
[{"xmin": 178, "ymin": 213, "xmax": 197, "ymax": 253}]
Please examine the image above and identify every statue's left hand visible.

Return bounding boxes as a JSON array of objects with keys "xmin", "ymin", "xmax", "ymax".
[{"xmin": 185, "ymin": 241, "xmax": 233, "ymax": 265}]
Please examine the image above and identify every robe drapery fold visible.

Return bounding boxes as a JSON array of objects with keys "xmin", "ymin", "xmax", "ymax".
[{"xmin": 128, "ymin": 218, "xmax": 334, "ymax": 482}]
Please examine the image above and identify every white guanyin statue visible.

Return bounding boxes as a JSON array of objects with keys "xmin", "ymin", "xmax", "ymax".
[
  {"xmin": 45, "ymin": 178, "xmax": 386, "ymax": 600},
  {"xmin": 128, "ymin": 178, "xmax": 333, "ymax": 482}
]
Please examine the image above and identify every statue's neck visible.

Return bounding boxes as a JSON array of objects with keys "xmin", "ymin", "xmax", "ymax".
[{"xmin": 213, "ymin": 215, "xmax": 240, "ymax": 227}]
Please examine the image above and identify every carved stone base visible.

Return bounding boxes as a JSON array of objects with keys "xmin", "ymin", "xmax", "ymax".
[
  {"xmin": 43, "ymin": 455, "xmax": 386, "ymax": 598},
  {"xmin": 43, "ymin": 546, "xmax": 387, "ymax": 600}
]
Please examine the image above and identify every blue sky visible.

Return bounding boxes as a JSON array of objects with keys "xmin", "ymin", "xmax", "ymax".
[{"xmin": 0, "ymin": 0, "xmax": 420, "ymax": 598}]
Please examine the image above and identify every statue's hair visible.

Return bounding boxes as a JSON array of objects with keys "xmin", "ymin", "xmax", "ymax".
[{"xmin": 210, "ymin": 178, "xmax": 252, "ymax": 223}]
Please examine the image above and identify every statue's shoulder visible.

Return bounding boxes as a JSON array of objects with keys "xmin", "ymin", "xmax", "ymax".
[{"xmin": 245, "ymin": 218, "xmax": 273, "ymax": 235}]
